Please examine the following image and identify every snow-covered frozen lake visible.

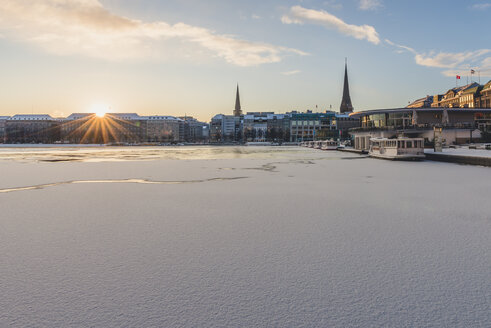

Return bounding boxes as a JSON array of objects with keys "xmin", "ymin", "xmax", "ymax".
[{"xmin": 0, "ymin": 146, "xmax": 490, "ymax": 327}]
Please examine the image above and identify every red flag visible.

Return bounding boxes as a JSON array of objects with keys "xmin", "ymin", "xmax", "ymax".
[{"xmin": 456, "ymin": 75, "xmax": 461, "ymax": 79}]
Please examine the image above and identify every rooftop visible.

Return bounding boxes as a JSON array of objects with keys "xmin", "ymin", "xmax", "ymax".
[{"xmin": 8, "ymin": 114, "xmax": 54, "ymax": 120}]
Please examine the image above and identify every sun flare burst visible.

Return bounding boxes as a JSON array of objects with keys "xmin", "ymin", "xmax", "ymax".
[{"xmin": 90, "ymin": 104, "xmax": 109, "ymax": 118}]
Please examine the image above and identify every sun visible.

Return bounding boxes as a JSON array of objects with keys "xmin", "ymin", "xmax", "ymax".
[{"xmin": 90, "ymin": 103, "xmax": 109, "ymax": 118}]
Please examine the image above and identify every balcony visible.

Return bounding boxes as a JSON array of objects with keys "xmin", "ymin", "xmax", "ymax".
[{"xmin": 350, "ymin": 123, "xmax": 476, "ymax": 132}]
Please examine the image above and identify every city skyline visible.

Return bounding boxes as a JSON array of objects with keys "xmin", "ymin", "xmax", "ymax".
[{"xmin": 0, "ymin": 0, "xmax": 490, "ymax": 121}]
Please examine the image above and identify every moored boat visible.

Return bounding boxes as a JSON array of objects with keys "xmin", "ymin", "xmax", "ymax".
[
  {"xmin": 369, "ymin": 137, "xmax": 425, "ymax": 160},
  {"xmin": 321, "ymin": 139, "xmax": 338, "ymax": 150}
]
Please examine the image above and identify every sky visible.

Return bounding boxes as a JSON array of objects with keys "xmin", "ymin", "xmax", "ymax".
[{"xmin": 0, "ymin": 0, "xmax": 490, "ymax": 121}]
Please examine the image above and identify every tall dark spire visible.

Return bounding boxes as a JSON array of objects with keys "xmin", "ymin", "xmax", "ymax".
[
  {"xmin": 340, "ymin": 58, "xmax": 354, "ymax": 113},
  {"xmin": 234, "ymin": 84, "xmax": 242, "ymax": 116}
]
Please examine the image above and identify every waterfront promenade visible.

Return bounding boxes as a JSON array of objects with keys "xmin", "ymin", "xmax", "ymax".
[{"xmin": 0, "ymin": 146, "xmax": 490, "ymax": 327}]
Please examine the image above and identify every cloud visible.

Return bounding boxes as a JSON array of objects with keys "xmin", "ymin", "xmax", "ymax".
[
  {"xmin": 384, "ymin": 39, "xmax": 416, "ymax": 54},
  {"xmin": 385, "ymin": 39, "xmax": 491, "ymax": 77},
  {"xmin": 481, "ymin": 57, "xmax": 491, "ymax": 67},
  {"xmin": 471, "ymin": 3, "xmax": 491, "ymax": 10},
  {"xmin": 414, "ymin": 49, "xmax": 490, "ymax": 68},
  {"xmin": 359, "ymin": 0, "xmax": 383, "ymax": 11},
  {"xmin": 441, "ymin": 57, "xmax": 491, "ymax": 78},
  {"xmin": 282, "ymin": 6, "xmax": 380, "ymax": 45},
  {"xmin": 281, "ymin": 70, "xmax": 301, "ymax": 76},
  {"xmin": 0, "ymin": 0, "xmax": 306, "ymax": 66}
]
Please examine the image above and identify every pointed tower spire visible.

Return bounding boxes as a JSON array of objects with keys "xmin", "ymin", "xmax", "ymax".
[
  {"xmin": 340, "ymin": 58, "xmax": 354, "ymax": 113},
  {"xmin": 234, "ymin": 84, "xmax": 242, "ymax": 116}
]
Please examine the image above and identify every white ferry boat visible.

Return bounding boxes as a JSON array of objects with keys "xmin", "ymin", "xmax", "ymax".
[
  {"xmin": 307, "ymin": 141, "xmax": 314, "ymax": 148},
  {"xmin": 313, "ymin": 141, "xmax": 322, "ymax": 149},
  {"xmin": 321, "ymin": 140, "xmax": 338, "ymax": 150},
  {"xmin": 369, "ymin": 137, "xmax": 425, "ymax": 160}
]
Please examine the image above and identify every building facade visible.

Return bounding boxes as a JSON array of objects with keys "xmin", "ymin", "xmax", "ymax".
[
  {"xmin": 289, "ymin": 111, "xmax": 337, "ymax": 142},
  {"xmin": 143, "ymin": 116, "xmax": 181, "ymax": 143},
  {"xmin": 424, "ymin": 81, "xmax": 491, "ymax": 109},
  {"xmin": 349, "ymin": 108, "xmax": 491, "ymax": 149},
  {"xmin": 2, "ymin": 113, "xmax": 208, "ymax": 144},
  {"xmin": 179, "ymin": 116, "xmax": 209, "ymax": 143},
  {"xmin": 407, "ymin": 95, "xmax": 434, "ymax": 108},
  {"xmin": 0, "ymin": 116, "xmax": 9, "ymax": 143},
  {"xmin": 210, "ymin": 114, "xmax": 242, "ymax": 142},
  {"xmin": 61, "ymin": 113, "xmax": 97, "ymax": 143},
  {"xmin": 476, "ymin": 80, "xmax": 491, "ymax": 108},
  {"xmin": 5, "ymin": 115, "xmax": 61, "ymax": 144}
]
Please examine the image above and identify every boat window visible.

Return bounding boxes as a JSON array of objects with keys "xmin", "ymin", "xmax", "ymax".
[{"xmin": 406, "ymin": 141, "xmax": 412, "ymax": 148}]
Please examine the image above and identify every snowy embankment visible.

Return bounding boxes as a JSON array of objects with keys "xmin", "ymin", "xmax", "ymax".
[
  {"xmin": 425, "ymin": 148, "xmax": 491, "ymax": 158},
  {"xmin": 0, "ymin": 147, "xmax": 490, "ymax": 327},
  {"xmin": 425, "ymin": 147, "xmax": 491, "ymax": 166}
]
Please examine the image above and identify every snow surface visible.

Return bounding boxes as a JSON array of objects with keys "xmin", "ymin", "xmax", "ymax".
[
  {"xmin": 425, "ymin": 148, "xmax": 491, "ymax": 158},
  {"xmin": 0, "ymin": 146, "xmax": 490, "ymax": 327}
]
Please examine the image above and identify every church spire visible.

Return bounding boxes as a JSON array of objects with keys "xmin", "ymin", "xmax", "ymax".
[
  {"xmin": 340, "ymin": 58, "xmax": 354, "ymax": 113},
  {"xmin": 234, "ymin": 84, "xmax": 242, "ymax": 116}
]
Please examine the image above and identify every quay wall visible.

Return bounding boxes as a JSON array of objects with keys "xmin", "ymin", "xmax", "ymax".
[{"xmin": 424, "ymin": 153, "xmax": 491, "ymax": 167}]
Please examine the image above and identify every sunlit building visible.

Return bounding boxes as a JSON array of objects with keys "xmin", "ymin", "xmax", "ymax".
[
  {"xmin": 407, "ymin": 96, "xmax": 434, "ymax": 108},
  {"xmin": 476, "ymin": 80, "xmax": 491, "ymax": 108},
  {"xmin": 459, "ymin": 83, "xmax": 482, "ymax": 108},
  {"xmin": 414, "ymin": 81, "xmax": 491, "ymax": 109}
]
